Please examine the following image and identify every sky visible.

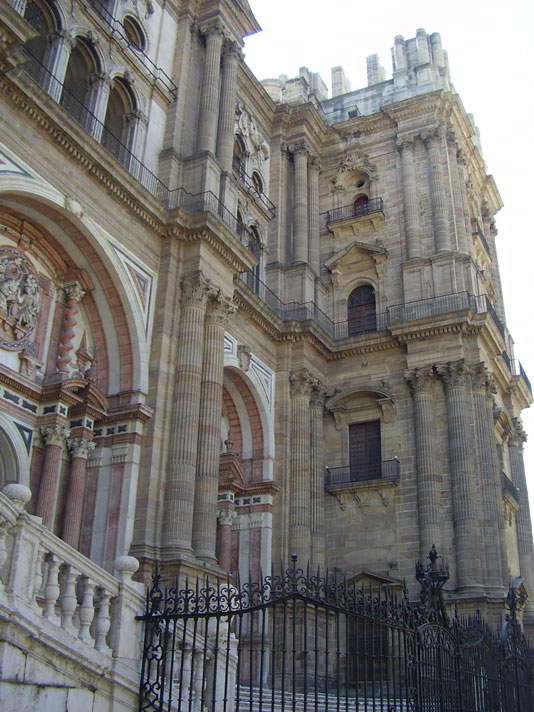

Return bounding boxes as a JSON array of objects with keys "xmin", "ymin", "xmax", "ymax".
[{"xmin": 243, "ymin": 0, "xmax": 534, "ymax": 514}]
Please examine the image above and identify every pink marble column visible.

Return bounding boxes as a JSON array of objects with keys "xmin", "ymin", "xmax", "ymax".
[
  {"xmin": 56, "ymin": 282, "xmax": 85, "ymax": 376},
  {"xmin": 62, "ymin": 437, "xmax": 95, "ymax": 548},
  {"xmin": 35, "ymin": 424, "xmax": 70, "ymax": 529}
]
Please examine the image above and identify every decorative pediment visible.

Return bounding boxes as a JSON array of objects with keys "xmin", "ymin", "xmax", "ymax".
[
  {"xmin": 326, "ymin": 385, "xmax": 395, "ymax": 429},
  {"xmin": 325, "ymin": 241, "xmax": 388, "ymax": 287},
  {"xmin": 348, "ymin": 570, "xmax": 403, "ymax": 590},
  {"xmin": 219, "ymin": 452, "xmax": 248, "ymax": 493}
]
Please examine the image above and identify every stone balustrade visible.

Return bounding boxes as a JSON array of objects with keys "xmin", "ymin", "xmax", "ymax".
[{"xmin": 0, "ymin": 484, "xmax": 145, "ymax": 710}]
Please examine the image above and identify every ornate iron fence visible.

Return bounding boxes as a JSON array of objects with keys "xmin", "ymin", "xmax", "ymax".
[{"xmin": 138, "ymin": 549, "xmax": 533, "ymax": 711}]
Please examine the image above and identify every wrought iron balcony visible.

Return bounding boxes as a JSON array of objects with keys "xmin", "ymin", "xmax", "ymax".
[
  {"xmin": 233, "ymin": 167, "xmax": 276, "ymax": 218},
  {"xmin": 327, "ymin": 197, "xmax": 384, "ymax": 224},
  {"xmin": 324, "ymin": 459, "xmax": 400, "ymax": 489}
]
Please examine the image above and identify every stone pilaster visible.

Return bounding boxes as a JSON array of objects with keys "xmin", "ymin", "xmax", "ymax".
[
  {"xmin": 457, "ymin": 150, "xmax": 474, "ymax": 253},
  {"xmin": 216, "ymin": 41, "xmax": 240, "ymax": 172},
  {"xmin": 293, "ymin": 143, "xmax": 309, "ymax": 264},
  {"xmin": 35, "ymin": 425, "xmax": 70, "ymax": 529},
  {"xmin": 423, "ymin": 130, "xmax": 451, "ymax": 254},
  {"xmin": 197, "ymin": 27, "xmax": 225, "ymax": 153},
  {"xmin": 509, "ymin": 420, "xmax": 534, "ymax": 621},
  {"xmin": 308, "ymin": 157, "xmax": 321, "ymax": 274},
  {"xmin": 471, "ymin": 364, "xmax": 504, "ymax": 590},
  {"xmin": 124, "ymin": 110, "xmax": 148, "ymax": 161},
  {"xmin": 217, "ymin": 508, "xmax": 237, "ymax": 573},
  {"xmin": 162, "ymin": 273, "xmax": 212, "ymax": 556},
  {"xmin": 289, "ymin": 368, "xmax": 314, "ymax": 564},
  {"xmin": 62, "ymin": 437, "xmax": 95, "ymax": 548},
  {"xmin": 86, "ymin": 72, "xmax": 112, "ymax": 142},
  {"xmin": 42, "ymin": 30, "xmax": 74, "ymax": 101},
  {"xmin": 56, "ymin": 282, "xmax": 85, "ymax": 375},
  {"xmin": 397, "ymin": 137, "xmax": 421, "ymax": 259},
  {"xmin": 438, "ymin": 360, "xmax": 479, "ymax": 590},
  {"xmin": 310, "ymin": 379, "xmax": 326, "ymax": 572},
  {"xmin": 446, "ymin": 131, "xmax": 469, "ymax": 253},
  {"xmin": 192, "ymin": 294, "xmax": 235, "ymax": 562},
  {"xmin": 406, "ymin": 367, "xmax": 441, "ymax": 556}
]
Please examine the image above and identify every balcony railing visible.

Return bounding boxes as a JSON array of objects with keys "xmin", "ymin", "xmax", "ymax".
[
  {"xmin": 325, "ymin": 459, "xmax": 400, "ymax": 489},
  {"xmin": 326, "ymin": 197, "xmax": 384, "ymax": 224},
  {"xmin": 502, "ymin": 473, "xmax": 520, "ymax": 505},
  {"xmin": 472, "ymin": 218, "xmax": 491, "ymax": 257},
  {"xmin": 233, "ymin": 167, "xmax": 276, "ymax": 217},
  {"xmin": 8, "ymin": 0, "xmax": 43, "ymax": 29}
]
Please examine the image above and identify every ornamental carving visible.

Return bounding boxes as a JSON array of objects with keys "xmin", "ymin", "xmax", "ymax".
[
  {"xmin": 235, "ymin": 104, "xmax": 269, "ymax": 170},
  {"xmin": 289, "ymin": 368, "xmax": 316, "ymax": 397},
  {"xmin": 332, "ymin": 151, "xmax": 377, "ymax": 189},
  {"xmin": 0, "ymin": 249, "xmax": 40, "ymax": 351},
  {"xmin": 237, "ymin": 344, "xmax": 251, "ymax": 371},
  {"xmin": 437, "ymin": 360, "xmax": 470, "ymax": 389},
  {"xmin": 405, "ymin": 366, "xmax": 435, "ymax": 396}
]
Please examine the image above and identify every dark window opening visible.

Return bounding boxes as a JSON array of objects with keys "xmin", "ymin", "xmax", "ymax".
[
  {"xmin": 353, "ymin": 195, "xmax": 370, "ymax": 216},
  {"xmin": 233, "ymin": 135, "xmax": 246, "ymax": 179},
  {"xmin": 348, "ymin": 285, "xmax": 376, "ymax": 336},
  {"xmin": 349, "ymin": 420, "xmax": 381, "ymax": 481}
]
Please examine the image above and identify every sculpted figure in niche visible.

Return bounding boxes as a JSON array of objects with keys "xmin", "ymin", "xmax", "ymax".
[{"xmin": 0, "ymin": 249, "xmax": 41, "ymax": 350}]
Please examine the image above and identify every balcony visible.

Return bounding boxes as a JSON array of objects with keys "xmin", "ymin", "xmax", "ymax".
[
  {"xmin": 327, "ymin": 198, "xmax": 384, "ymax": 224},
  {"xmin": 326, "ymin": 198, "xmax": 385, "ymax": 238},
  {"xmin": 233, "ymin": 167, "xmax": 276, "ymax": 218},
  {"xmin": 325, "ymin": 458, "xmax": 400, "ymax": 491}
]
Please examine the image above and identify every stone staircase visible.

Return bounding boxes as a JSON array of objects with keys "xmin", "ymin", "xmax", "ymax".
[{"xmin": 236, "ymin": 686, "xmax": 407, "ymax": 711}]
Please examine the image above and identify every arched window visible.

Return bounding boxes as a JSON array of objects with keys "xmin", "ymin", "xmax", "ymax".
[
  {"xmin": 101, "ymin": 78, "xmax": 136, "ymax": 161},
  {"xmin": 123, "ymin": 15, "xmax": 146, "ymax": 52},
  {"xmin": 348, "ymin": 285, "xmax": 376, "ymax": 336},
  {"xmin": 247, "ymin": 225, "xmax": 262, "ymax": 294},
  {"xmin": 61, "ymin": 37, "xmax": 99, "ymax": 123},
  {"xmin": 233, "ymin": 135, "xmax": 246, "ymax": 179},
  {"xmin": 251, "ymin": 171, "xmax": 263, "ymax": 195},
  {"xmin": 353, "ymin": 195, "xmax": 370, "ymax": 217},
  {"xmin": 23, "ymin": 0, "xmax": 59, "ymax": 61}
]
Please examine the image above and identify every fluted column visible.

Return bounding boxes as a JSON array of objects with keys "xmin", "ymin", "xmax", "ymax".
[
  {"xmin": 197, "ymin": 27, "xmax": 225, "ymax": 153},
  {"xmin": 193, "ymin": 294, "xmax": 235, "ymax": 562},
  {"xmin": 509, "ymin": 421, "xmax": 534, "ymax": 618},
  {"xmin": 424, "ymin": 131, "xmax": 451, "ymax": 254},
  {"xmin": 310, "ymin": 380, "xmax": 326, "ymax": 572},
  {"xmin": 36, "ymin": 425, "xmax": 70, "ymax": 529},
  {"xmin": 308, "ymin": 157, "xmax": 321, "ymax": 274},
  {"xmin": 397, "ymin": 137, "xmax": 421, "ymax": 259},
  {"xmin": 57, "ymin": 282, "xmax": 85, "ymax": 375},
  {"xmin": 289, "ymin": 369, "xmax": 313, "ymax": 563},
  {"xmin": 472, "ymin": 365, "xmax": 503, "ymax": 589},
  {"xmin": 446, "ymin": 131, "xmax": 469, "ymax": 253},
  {"xmin": 217, "ymin": 508, "xmax": 236, "ymax": 573},
  {"xmin": 42, "ymin": 31, "xmax": 74, "ymax": 101},
  {"xmin": 86, "ymin": 72, "xmax": 112, "ymax": 141},
  {"xmin": 293, "ymin": 144, "xmax": 309, "ymax": 264},
  {"xmin": 457, "ymin": 151, "xmax": 473, "ymax": 252},
  {"xmin": 406, "ymin": 367, "xmax": 442, "ymax": 557},
  {"xmin": 438, "ymin": 360, "xmax": 479, "ymax": 589},
  {"xmin": 162, "ymin": 273, "xmax": 212, "ymax": 556},
  {"xmin": 216, "ymin": 41, "xmax": 240, "ymax": 171},
  {"xmin": 62, "ymin": 437, "xmax": 95, "ymax": 548}
]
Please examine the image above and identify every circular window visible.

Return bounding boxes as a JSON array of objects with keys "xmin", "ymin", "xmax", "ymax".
[{"xmin": 123, "ymin": 16, "xmax": 146, "ymax": 52}]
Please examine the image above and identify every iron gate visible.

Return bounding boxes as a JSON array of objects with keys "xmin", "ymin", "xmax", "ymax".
[{"xmin": 138, "ymin": 549, "xmax": 533, "ymax": 711}]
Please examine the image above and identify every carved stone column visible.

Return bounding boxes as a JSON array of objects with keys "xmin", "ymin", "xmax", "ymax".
[
  {"xmin": 397, "ymin": 137, "xmax": 421, "ymax": 259},
  {"xmin": 289, "ymin": 369, "xmax": 313, "ymax": 564},
  {"xmin": 162, "ymin": 273, "xmax": 212, "ymax": 556},
  {"xmin": 509, "ymin": 420, "xmax": 534, "ymax": 620},
  {"xmin": 216, "ymin": 41, "xmax": 240, "ymax": 171},
  {"xmin": 42, "ymin": 30, "xmax": 74, "ymax": 101},
  {"xmin": 86, "ymin": 72, "xmax": 112, "ymax": 141},
  {"xmin": 457, "ymin": 151, "xmax": 473, "ymax": 252},
  {"xmin": 293, "ymin": 144, "xmax": 309, "ymax": 264},
  {"xmin": 310, "ymin": 380, "xmax": 326, "ymax": 571},
  {"xmin": 36, "ymin": 425, "xmax": 70, "ymax": 529},
  {"xmin": 217, "ymin": 508, "xmax": 236, "ymax": 573},
  {"xmin": 193, "ymin": 294, "xmax": 235, "ymax": 562},
  {"xmin": 472, "ymin": 365, "xmax": 504, "ymax": 589},
  {"xmin": 197, "ymin": 27, "xmax": 225, "ymax": 153},
  {"xmin": 424, "ymin": 131, "xmax": 451, "ymax": 254},
  {"xmin": 308, "ymin": 157, "xmax": 321, "ymax": 274},
  {"xmin": 62, "ymin": 437, "xmax": 95, "ymax": 548},
  {"xmin": 406, "ymin": 367, "xmax": 441, "ymax": 557},
  {"xmin": 438, "ymin": 360, "xmax": 479, "ymax": 590},
  {"xmin": 56, "ymin": 282, "xmax": 85, "ymax": 376},
  {"xmin": 446, "ymin": 131, "xmax": 469, "ymax": 253}
]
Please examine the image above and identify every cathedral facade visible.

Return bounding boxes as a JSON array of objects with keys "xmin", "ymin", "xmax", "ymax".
[{"xmin": 0, "ymin": 0, "xmax": 533, "ymax": 707}]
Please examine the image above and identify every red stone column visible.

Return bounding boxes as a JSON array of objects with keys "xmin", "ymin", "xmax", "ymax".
[
  {"xmin": 35, "ymin": 425, "xmax": 70, "ymax": 529},
  {"xmin": 56, "ymin": 282, "xmax": 85, "ymax": 376},
  {"xmin": 62, "ymin": 437, "xmax": 95, "ymax": 548}
]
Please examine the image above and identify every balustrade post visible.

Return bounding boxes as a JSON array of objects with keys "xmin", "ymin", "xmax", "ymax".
[
  {"xmin": 43, "ymin": 553, "xmax": 60, "ymax": 622},
  {"xmin": 94, "ymin": 587, "xmax": 112, "ymax": 652},
  {"xmin": 78, "ymin": 576, "xmax": 95, "ymax": 641},
  {"xmin": 60, "ymin": 564, "xmax": 79, "ymax": 634}
]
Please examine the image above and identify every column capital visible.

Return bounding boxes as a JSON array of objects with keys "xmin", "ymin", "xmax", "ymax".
[
  {"xmin": 290, "ymin": 141, "xmax": 310, "ymax": 157},
  {"xmin": 200, "ymin": 24, "xmax": 226, "ymax": 41},
  {"xmin": 69, "ymin": 437, "xmax": 96, "ymax": 459},
  {"xmin": 437, "ymin": 359, "xmax": 470, "ymax": 388},
  {"xmin": 48, "ymin": 30, "xmax": 75, "ymax": 48},
  {"xmin": 289, "ymin": 368, "xmax": 316, "ymax": 397},
  {"xmin": 471, "ymin": 362, "xmax": 496, "ymax": 395},
  {"xmin": 421, "ymin": 127, "xmax": 443, "ymax": 147},
  {"xmin": 89, "ymin": 71, "xmax": 113, "ymax": 88},
  {"xmin": 222, "ymin": 39, "xmax": 242, "ymax": 61},
  {"xmin": 405, "ymin": 366, "xmax": 435, "ymax": 396},
  {"xmin": 310, "ymin": 379, "xmax": 327, "ymax": 408},
  {"xmin": 126, "ymin": 109, "xmax": 149, "ymax": 125},
  {"xmin": 180, "ymin": 272, "xmax": 213, "ymax": 308},
  {"xmin": 396, "ymin": 135, "xmax": 416, "ymax": 151},
  {"xmin": 308, "ymin": 155, "xmax": 321, "ymax": 172},
  {"xmin": 217, "ymin": 508, "xmax": 237, "ymax": 526},
  {"xmin": 63, "ymin": 281, "xmax": 85, "ymax": 304},
  {"xmin": 40, "ymin": 425, "xmax": 70, "ymax": 448},
  {"xmin": 206, "ymin": 293, "xmax": 236, "ymax": 325},
  {"xmin": 511, "ymin": 418, "xmax": 527, "ymax": 447}
]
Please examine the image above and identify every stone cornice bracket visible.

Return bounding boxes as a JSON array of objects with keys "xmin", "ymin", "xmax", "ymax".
[
  {"xmin": 289, "ymin": 368, "xmax": 316, "ymax": 397},
  {"xmin": 436, "ymin": 359, "xmax": 470, "ymax": 388},
  {"xmin": 180, "ymin": 272, "xmax": 212, "ymax": 308},
  {"xmin": 405, "ymin": 365, "xmax": 435, "ymax": 396},
  {"xmin": 127, "ymin": 109, "xmax": 149, "ymax": 125},
  {"xmin": 69, "ymin": 437, "xmax": 96, "ymax": 459},
  {"xmin": 40, "ymin": 425, "xmax": 70, "ymax": 448}
]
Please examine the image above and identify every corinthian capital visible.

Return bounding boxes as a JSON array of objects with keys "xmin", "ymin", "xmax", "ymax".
[
  {"xmin": 289, "ymin": 368, "xmax": 315, "ymax": 397},
  {"xmin": 69, "ymin": 437, "xmax": 96, "ymax": 459},
  {"xmin": 471, "ymin": 362, "xmax": 494, "ymax": 394},
  {"xmin": 40, "ymin": 425, "xmax": 70, "ymax": 448},
  {"xmin": 181, "ymin": 272, "xmax": 213, "ymax": 308},
  {"xmin": 396, "ymin": 135, "xmax": 415, "ymax": 151},
  {"xmin": 405, "ymin": 366, "xmax": 435, "ymax": 396},
  {"xmin": 206, "ymin": 293, "xmax": 236, "ymax": 325},
  {"xmin": 63, "ymin": 281, "xmax": 85, "ymax": 304},
  {"xmin": 437, "ymin": 359, "xmax": 470, "ymax": 389}
]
